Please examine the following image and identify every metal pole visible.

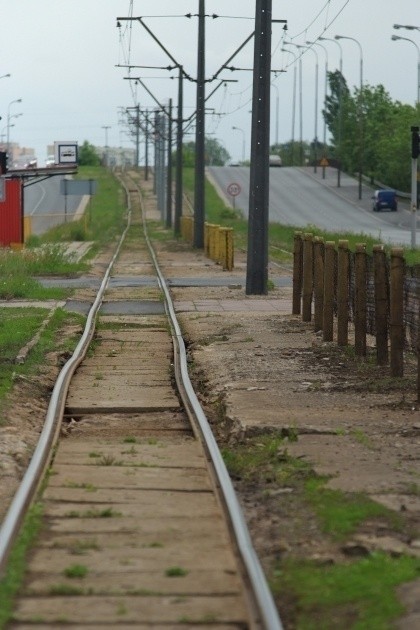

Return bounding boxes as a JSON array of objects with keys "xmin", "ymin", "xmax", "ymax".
[
  {"xmin": 193, "ymin": 0, "xmax": 205, "ymax": 249},
  {"xmin": 160, "ymin": 113, "xmax": 166, "ymax": 220},
  {"xmin": 335, "ymin": 35, "xmax": 363, "ymax": 198},
  {"xmin": 296, "ymin": 44, "xmax": 318, "ymax": 173},
  {"xmin": 145, "ymin": 110, "xmax": 149, "ymax": 180},
  {"xmin": 291, "ymin": 64, "xmax": 296, "ymax": 164},
  {"xmin": 246, "ymin": 0, "xmax": 272, "ymax": 295},
  {"xmin": 136, "ymin": 107, "xmax": 140, "ymax": 168},
  {"xmin": 166, "ymin": 99, "xmax": 173, "ymax": 229},
  {"xmin": 153, "ymin": 110, "xmax": 158, "ymax": 196},
  {"xmin": 308, "ymin": 41, "xmax": 328, "ymax": 178},
  {"xmin": 411, "ymin": 126, "xmax": 419, "ymax": 248},
  {"xmin": 320, "ymin": 36, "xmax": 343, "ymax": 186},
  {"xmin": 299, "ymin": 57, "xmax": 303, "ymax": 165},
  {"xmin": 175, "ymin": 66, "xmax": 183, "ymax": 236}
]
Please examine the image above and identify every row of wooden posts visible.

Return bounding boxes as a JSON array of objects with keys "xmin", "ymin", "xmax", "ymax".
[
  {"xmin": 180, "ymin": 216, "xmax": 234, "ymax": 271},
  {"xmin": 292, "ymin": 232, "xmax": 419, "ymax": 398}
]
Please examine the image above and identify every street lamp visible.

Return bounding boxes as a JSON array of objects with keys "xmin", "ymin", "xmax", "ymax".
[
  {"xmin": 335, "ymin": 35, "xmax": 364, "ymax": 199},
  {"xmin": 391, "ymin": 35, "xmax": 420, "ymax": 105},
  {"xmin": 281, "ymin": 47, "xmax": 298, "ymax": 165},
  {"xmin": 307, "ymin": 40, "xmax": 328, "ymax": 178},
  {"xmin": 393, "ymin": 24, "xmax": 420, "ymax": 32},
  {"xmin": 320, "ymin": 37, "xmax": 344, "ymax": 186},
  {"xmin": 101, "ymin": 125, "xmax": 111, "ymax": 166},
  {"xmin": 284, "ymin": 44, "xmax": 304, "ymax": 165},
  {"xmin": 6, "ymin": 98, "xmax": 22, "ymax": 157},
  {"xmin": 295, "ymin": 43, "xmax": 319, "ymax": 173},
  {"xmin": 232, "ymin": 125, "xmax": 245, "ymax": 162},
  {"xmin": 270, "ymin": 82, "xmax": 279, "ymax": 146},
  {"xmin": 0, "ymin": 73, "xmax": 11, "ymax": 80}
]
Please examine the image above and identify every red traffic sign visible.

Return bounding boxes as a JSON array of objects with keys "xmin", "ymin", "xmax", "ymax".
[{"xmin": 227, "ymin": 182, "xmax": 241, "ymax": 197}]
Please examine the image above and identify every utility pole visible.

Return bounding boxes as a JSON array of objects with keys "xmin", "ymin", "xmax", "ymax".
[
  {"xmin": 166, "ymin": 98, "xmax": 173, "ymax": 229},
  {"xmin": 144, "ymin": 109, "xmax": 149, "ymax": 180},
  {"xmin": 135, "ymin": 106, "xmax": 140, "ymax": 168},
  {"xmin": 194, "ymin": 0, "xmax": 205, "ymax": 249},
  {"xmin": 246, "ymin": 0, "xmax": 272, "ymax": 295},
  {"xmin": 411, "ymin": 126, "xmax": 419, "ymax": 248},
  {"xmin": 175, "ymin": 65, "xmax": 184, "ymax": 235}
]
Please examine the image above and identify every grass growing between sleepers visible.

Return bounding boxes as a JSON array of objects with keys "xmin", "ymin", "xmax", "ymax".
[{"xmin": 0, "ymin": 308, "xmax": 85, "ymax": 413}]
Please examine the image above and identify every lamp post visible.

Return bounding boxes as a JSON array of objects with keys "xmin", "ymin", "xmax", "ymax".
[
  {"xmin": 307, "ymin": 40, "xmax": 328, "ymax": 178},
  {"xmin": 0, "ymin": 73, "xmax": 11, "ymax": 80},
  {"xmin": 1, "ymin": 124, "xmax": 13, "ymax": 147},
  {"xmin": 232, "ymin": 125, "xmax": 245, "ymax": 162},
  {"xmin": 295, "ymin": 43, "xmax": 319, "ymax": 173},
  {"xmin": 283, "ymin": 44, "xmax": 304, "ymax": 165},
  {"xmin": 6, "ymin": 113, "xmax": 22, "ymax": 162},
  {"xmin": 271, "ymin": 81, "xmax": 279, "ymax": 146},
  {"xmin": 391, "ymin": 35, "xmax": 420, "ymax": 105},
  {"xmin": 393, "ymin": 24, "xmax": 420, "ymax": 32},
  {"xmin": 320, "ymin": 36, "xmax": 343, "ymax": 186},
  {"xmin": 6, "ymin": 98, "xmax": 22, "ymax": 157},
  {"xmin": 335, "ymin": 35, "xmax": 364, "ymax": 199},
  {"xmin": 281, "ymin": 47, "xmax": 297, "ymax": 165},
  {"xmin": 101, "ymin": 125, "xmax": 111, "ymax": 166}
]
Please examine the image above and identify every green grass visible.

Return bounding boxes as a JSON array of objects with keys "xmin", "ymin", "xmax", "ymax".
[
  {"xmin": 0, "ymin": 502, "xmax": 44, "ymax": 628},
  {"xmin": 271, "ymin": 552, "xmax": 420, "ymax": 630},
  {"xmin": 304, "ymin": 477, "xmax": 401, "ymax": 540},
  {"xmin": 221, "ymin": 433, "xmax": 418, "ymax": 629},
  {"xmin": 63, "ymin": 564, "xmax": 88, "ymax": 578},
  {"xmin": 0, "ymin": 166, "xmax": 126, "ymax": 301},
  {"xmin": 0, "ymin": 308, "xmax": 85, "ymax": 413},
  {"xmin": 165, "ymin": 566, "xmax": 189, "ymax": 577}
]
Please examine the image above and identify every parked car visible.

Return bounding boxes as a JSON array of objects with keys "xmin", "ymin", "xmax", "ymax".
[{"xmin": 372, "ymin": 189, "xmax": 397, "ymax": 212}]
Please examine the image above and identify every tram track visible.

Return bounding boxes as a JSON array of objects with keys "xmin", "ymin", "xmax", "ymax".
[{"xmin": 0, "ymin": 170, "xmax": 282, "ymax": 629}]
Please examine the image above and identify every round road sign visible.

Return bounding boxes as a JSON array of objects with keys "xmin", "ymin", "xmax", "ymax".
[{"xmin": 227, "ymin": 182, "xmax": 241, "ymax": 197}]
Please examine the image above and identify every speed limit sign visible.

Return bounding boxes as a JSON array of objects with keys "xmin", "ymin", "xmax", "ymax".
[{"xmin": 227, "ymin": 182, "xmax": 241, "ymax": 197}]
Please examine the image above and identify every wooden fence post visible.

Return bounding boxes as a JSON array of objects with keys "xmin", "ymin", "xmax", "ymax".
[
  {"xmin": 323, "ymin": 241, "xmax": 335, "ymax": 342},
  {"xmin": 313, "ymin": 237, "xmax": 325, "ymax": 332},
  {"xmin": 337, "ymin": 240, "xmax": 349, "ymax": 346},
  {"xmin": 373, "ymin": 244, "xmax": 389, "ymax": 365},
  {"xmin": 390, "ymin": 248, "xmax": 405, "ymax": 377},
  {"xmin": 354, "ymin": 244, "xmax": 367, "ymax": 357},
  {"xmin": 293, "ymin": 232, "xmax": 303, "ymax": 315},
  {"xmin": 302, "ymin": 233, "xmax": 313, "ymax": 322}
]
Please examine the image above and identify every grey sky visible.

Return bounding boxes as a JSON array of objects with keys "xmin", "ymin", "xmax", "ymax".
[{"xmin": 2, "ymin": 1, "xmax": 419, "ymax": 163}]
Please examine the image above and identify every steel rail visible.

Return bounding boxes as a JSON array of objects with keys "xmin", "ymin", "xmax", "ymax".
[
  {"xmin": 129, "ymin": 174, "xmax": 283, "ymax": 630},
  {"xmin": 0, "ymin": 185, "xmax": 133, "ymax": 577}
]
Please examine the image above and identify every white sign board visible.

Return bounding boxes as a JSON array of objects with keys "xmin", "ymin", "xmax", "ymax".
[{"xmin": 54, "ymin": 141, "xmax": 78, "ymax": 165}]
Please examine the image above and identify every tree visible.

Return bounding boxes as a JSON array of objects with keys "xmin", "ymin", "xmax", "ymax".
[
  {"xmin": 174, "ymin": 136, "xmax": 230, "ymax": 167},
  {"xmin": 78, "ymin": 141, "xmax": 101, "ymax": 166},
  {"xmin": 323, "ymin": 72, "xmax": 419, "ymax": 191}
]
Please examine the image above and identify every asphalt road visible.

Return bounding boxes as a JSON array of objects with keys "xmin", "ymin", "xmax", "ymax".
[
  {"xmin": 24, "ymin": 175, "xmax": 83, "ymax": 235},
  {"xmin": 208, "ymin": 165, "xmax": 418, "ymax": 247}
]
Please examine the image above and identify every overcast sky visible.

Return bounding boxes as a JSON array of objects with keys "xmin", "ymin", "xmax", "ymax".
[{"xmin": 1, "ymin": 1, "xmax": 419, "ymax": 163}]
